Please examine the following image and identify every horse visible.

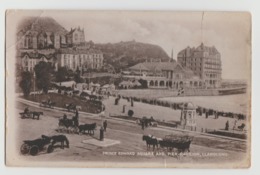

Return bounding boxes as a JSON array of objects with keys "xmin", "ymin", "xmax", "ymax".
[
  {"xmin": 142, "ymin": 135, "xmax": 159, "ymax": 151},
  {"xmin": 49, "ymin": 135, "xmax": 70, "ymax": 149},
  {"xmin": 78, "ymin": 123, "xmax": 97, "ymax": 135},
  {"xmin": 238, "ymin": 123, "xmax": 246, "ymax": 131},
  {"xmin": 32, "ymin": 112, "xmax": 43, "ymax": 120}
]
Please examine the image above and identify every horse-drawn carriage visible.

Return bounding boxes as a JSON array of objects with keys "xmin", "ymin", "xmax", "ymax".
[
  {"xmin": 19, "ymin": 111, "xmax": 43, "ymax": 120},
  {"xmin": 137, "ymin": 117, "xmax": 158, "ymax": 127},
  {"xmin": 159, "ymin": 135, "xmax": 193, "ymax": 153},
  {"xmin": 20, "ymin": 135, "xmax": 70, "ymax": 156},
  {"xmin": 142, "ymin": 134, "xmax": 192, "ymax": 153},
  {"xmin": 40, "ymin": 100, "xmax": 55, "ymax": 109},
  {"xmin": 57, "ymin": 117, "xmax": 79, "ymax": 134},
  {"xmin": 20, "ymin": 135, "xmax": 53, "ymax": 156},
  {"xmin": 57, "ymin": 116, "xmax": 96, "ymax": 135},
  {"xmin": 64, "ymin": 103, "xmax": 82, "ymax": 112}
]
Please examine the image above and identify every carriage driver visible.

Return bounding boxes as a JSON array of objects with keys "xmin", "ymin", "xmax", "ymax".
[
  {"xmin": 24, "ymin": 106, "xmax": 30, "ymax": 115},
  {"xmin": 63, "ymin": 114, "xmax": 68, "ymax": 120}
]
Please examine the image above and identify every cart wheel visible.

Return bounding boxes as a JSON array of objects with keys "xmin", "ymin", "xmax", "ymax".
[
  {"xmin": 47, "ymin": 145, "xmax": 54, "ymax": 153},
  {"xmin": 20, "ymin": 143, "xmax": 30, "ymax": 155},
  {"xmin": 29, "ymin": 145, "xmax": 39, "ymax": 156}
]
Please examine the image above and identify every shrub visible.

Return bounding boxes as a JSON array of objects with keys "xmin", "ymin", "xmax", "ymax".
[{"xmin": 128, "ymin": 110, "xmax": 134, "ymax": 117}]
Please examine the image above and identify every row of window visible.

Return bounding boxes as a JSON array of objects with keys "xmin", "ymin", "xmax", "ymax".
[{"xmin": 63, "ymin": 54, "xmax": 103, "ymax": 59}]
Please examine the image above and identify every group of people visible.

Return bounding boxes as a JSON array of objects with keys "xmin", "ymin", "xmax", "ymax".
[{"xmin": 225, "ymin": 119, "xmax": 245, "ymax": 131}]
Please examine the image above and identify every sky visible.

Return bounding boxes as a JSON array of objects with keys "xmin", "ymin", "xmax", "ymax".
[{"xmin": 9, "ymin": 10, "xmax": 251, "ymax": 79}]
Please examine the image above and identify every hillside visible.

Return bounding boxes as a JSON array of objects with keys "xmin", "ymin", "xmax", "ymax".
[
  {"xmin": 95, "ymin": 40, "xmax": 171, "ymax": 71},
  {"xmin": 17, "ymin": 16, "xmax": 68, "ymax": 34}
]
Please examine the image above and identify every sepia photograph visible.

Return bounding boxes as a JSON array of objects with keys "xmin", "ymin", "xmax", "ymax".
[{"xmin": 5, "ymin": 10, "xmax": 251, "ymax": 168}]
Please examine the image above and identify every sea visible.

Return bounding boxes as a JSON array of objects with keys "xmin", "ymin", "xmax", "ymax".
[{"xmin": 160, "ymin": 93, "xmax": 249, "ymax": 115}]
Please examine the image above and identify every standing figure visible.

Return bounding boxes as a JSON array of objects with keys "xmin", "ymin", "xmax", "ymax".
[
  {"xmin": 23, "ymin": 106, "xmax": 30, "ymax": 118},
  {"xmin": 103, "ymin": 120, "xmax": 107, "ymax": 131},
  {"xmin": 205, "ymin": 111, "xmax": 209, "ymax": 119},
  {"xmin": 141, "ymin": 120, "xmax": 145, "ymax": 130},
  {"xmin": 75, "ymin": 109, "xmax": 79, "ymax": 118},
  {"xmin": 225, "ymin": 120, "xmax": 229, "ymax": 131},
  {"xmin": 131, "ymin": 98, "xmax": 134, "ymax": 107},
  {"xmin": 24, "ymin": 106, "xmax": 29, "ymax": 114},
  {"xmin": 233, "ymin": 119, "xmax": 237, "ymax": 130}
]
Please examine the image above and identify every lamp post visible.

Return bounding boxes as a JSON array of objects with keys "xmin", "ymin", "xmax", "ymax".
[{"xmin": 33, "ymin": 71, "xmax": 36, "ymax": 99}]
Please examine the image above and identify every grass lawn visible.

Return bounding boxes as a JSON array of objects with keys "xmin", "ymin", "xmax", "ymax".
[{"xmin": 23, "ymin": 93, "xmax": 102, "ymax": 114}]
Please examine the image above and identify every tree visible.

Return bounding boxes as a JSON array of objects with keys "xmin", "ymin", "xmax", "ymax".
[
  {"xmin": 138, "ymin": 79, "xmax": 148, "ymax": 89},
  {"xmin": 19, "ymin": 71, "xmax": 32, "ymax": 97},
  {"xmin": 74, "ymin": 67, "xmax": 82, "ymax": 83},
  {"xmin": 34, "ymin": 61, "xmax": 51, "ymax": 94},
  {"xmin": 128, "ymin": 110, "xmax": 134, "ymax": 117},
  {"xmin": 56, "ymin": 67, "xmax": 68, "ymax": 82}
]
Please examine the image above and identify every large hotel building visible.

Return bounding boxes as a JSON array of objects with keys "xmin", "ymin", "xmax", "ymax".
[
  {"xmin": 177, "ymin": 43, "xmax": 222, "ymax": 88},
  {"xmin": 16, "ymin": 17, "xmax": 103, "ymax": 72}
]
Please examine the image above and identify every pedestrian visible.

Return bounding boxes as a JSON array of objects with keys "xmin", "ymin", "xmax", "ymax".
[
  {"xmin": 141, "ymin": 120, "xmax": 145, "ymax": 130},
  {"xmin": 75, "ymin": 109, "xmax": 79, "ymax": 118},
  {"xmin": 122, "ymin": 105, "xmax": 126, "ymax": 113},
  {"xmin": 233, "ymin": 119, "xmax": 237, "ymax": 130},
  {"xmin": 103, "ymin": 120, "xmax": 107, "ymax": 131},
  {"xmin": 214, "ymin": 111, "xmax": 218, "ymax": 119},
  {"xmin": 24, "ymin": 106, "xmax": 29, "ymax": 114},
  {"xmin": 225, "ymin": 120, "xmax": 229, "ymax": 131},
  {"xmin": 131, "ymin": 98, "xmax": 134, "ymax": 107}
]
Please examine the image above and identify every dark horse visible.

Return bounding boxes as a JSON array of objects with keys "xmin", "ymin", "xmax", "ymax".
[
  {"xmin": 48, "ymin": 135, "xmax": 70, "ymax": 149},
  {"xmin": 32, "ymin": 112, "xmax": 43, "ymax": 120},
  {"xmin": 59, "ymin": 118, "xmax": 75, "ymax": 128},
  {"xmin": 78, "ymin": 123, "xmax": 97, "ymax": 135},
  {"xmin": 142, "ymin": 135, "xmax": 159, "ymax": 151}
]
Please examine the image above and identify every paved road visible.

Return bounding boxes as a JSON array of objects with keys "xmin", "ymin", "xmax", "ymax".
[{"xmin": 12, "ymin": 101, "xmax": 248, "ymax": 166}]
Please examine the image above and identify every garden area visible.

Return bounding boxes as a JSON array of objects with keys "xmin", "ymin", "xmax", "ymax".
[{"xmin": 23, "ymin": 93, "xmax": 103, "ymax": 114}]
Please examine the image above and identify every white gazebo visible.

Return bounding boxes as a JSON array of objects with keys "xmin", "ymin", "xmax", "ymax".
[{"xmin": 180, "ymin": 102, "xmax": 197, "ymax": 128}]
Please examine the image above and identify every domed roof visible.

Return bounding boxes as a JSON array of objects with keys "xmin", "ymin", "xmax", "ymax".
[{"xmin": 183, "ymin": 102, "xmax": 196, "ymax": 109}]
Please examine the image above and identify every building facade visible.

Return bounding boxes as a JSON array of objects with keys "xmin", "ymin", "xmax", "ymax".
[
  {"xmin": 17, "ymin": 30, "xmax": 67, "ymax": 50},
  {"xmin": 66, "ymin": 27, "xmax": 85, "ymax": 46},
  {"xmin": 177, "ymin": 43, "xmax": 222, "ymax": 88},
  {"xmin": 126, "ymin": 62, "xmax": 203, "ymax": 89},
  {"xmin": 57, "ymin": 48, "xmax": 103, "ymax": 72},
  {"xmin": 20, "ymin": 52, "xmax": 56, "ymax": 72}
]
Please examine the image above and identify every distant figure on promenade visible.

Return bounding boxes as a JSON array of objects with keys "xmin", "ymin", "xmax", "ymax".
[
  {"xmin": 205, "ymin": 111, "xmax": 209, "ymax": 119},
  {"xmin": 141, "ymin": 120, "xmax": 145, "ymax": 130},
  {"xmin": 131, "ymin": 98, "xmax": 134, "ymax": 107},
  {"xmin": 103, "ymin": 120, "xmax": 107, "ymax": 131},
  {"xmin": 73, "ymin": 109, "xmax": 79, "ymax": 127},
  {"xmin": 75, "ymin": 109, "xmax": 79, "ymax": 118},
  {"xmin": 233, "ymin": 119, "xmax": 238, "ymax": 130},
  {"xmin": 225, "ymin": 120, "xmax": 229, "ymax": 130},
  {"xmin": 115, "ymin": 98, "xmax": 119, "ymax": 105}
]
